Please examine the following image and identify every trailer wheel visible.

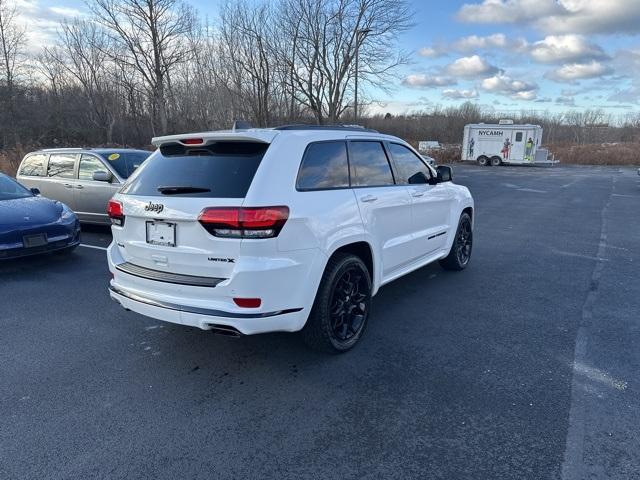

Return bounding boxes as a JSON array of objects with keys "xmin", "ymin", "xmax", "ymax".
[
  {"xmin": 477, "ymin": 156, "xmax": 489, "ymax": 166},
  {"xmin": 490, "ymin": 156, "xmax": 502, "ymax": 166}
]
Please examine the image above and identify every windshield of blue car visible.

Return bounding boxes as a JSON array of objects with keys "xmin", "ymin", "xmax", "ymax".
[
  {"xmin": 98, "ymin": 151, "xmax": 150, "ymax": 179},
  {"xmin": 0, "ymin": 175, "xmax": 33, "ymax": 201}
]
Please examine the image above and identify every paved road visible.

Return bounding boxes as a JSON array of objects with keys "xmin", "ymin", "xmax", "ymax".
[{"xmin": 1, "ymin": 165, "xmax": 639, "ymax": 480}]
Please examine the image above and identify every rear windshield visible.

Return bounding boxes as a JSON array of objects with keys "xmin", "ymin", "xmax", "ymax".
[
  {"xmin": 120, "ymin": 142, "xmax": 268, "ymax": 198},
  {"xmin": 98, "ymin": 151, "xmax": 150, "ymax": 179}
]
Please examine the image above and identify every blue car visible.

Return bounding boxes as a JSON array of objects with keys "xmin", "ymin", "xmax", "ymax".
[{"xmin": 0, "ymin": 173, "xmax": 80, "ymax": 259}]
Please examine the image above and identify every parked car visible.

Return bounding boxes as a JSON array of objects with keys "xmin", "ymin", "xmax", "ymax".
[
  {"xmin": 0, "ymin": 173, "xmax": 80, "ymax": 259},
  {"xmin": 17, "ymin": 148, "xmax": 151, "ymax": 224},
  {"xmin": 107, "ymin": 125, "xmax": 474, "ymax": 352}
]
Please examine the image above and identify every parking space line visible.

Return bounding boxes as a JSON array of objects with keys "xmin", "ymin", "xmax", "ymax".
[{"xmin": 79, "ymin": 244, "xmax": 108, "ymax": 251}]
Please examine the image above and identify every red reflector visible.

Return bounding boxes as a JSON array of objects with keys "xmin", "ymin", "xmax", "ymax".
[
  {"xmin": 107, "ymin": 199, "xmax": 123, "ymax": 218},
  {"xmin": 181, "ymin": 138, "xmax": 204, "ymax": 145},
  {"xmin": 233, "ymin": 298, "xmax": 262, "ymax": 308}
]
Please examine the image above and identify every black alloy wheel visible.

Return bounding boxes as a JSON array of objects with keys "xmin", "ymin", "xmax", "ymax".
[
  {"xmin": 329, "ymin": 267, "xmax": 369, "ymax": 343},
  {"xmin": 440, "ymin": 213, "xmax": 473, "ymax": 271}
]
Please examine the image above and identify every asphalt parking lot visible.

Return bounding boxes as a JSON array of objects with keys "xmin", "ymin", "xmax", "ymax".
[{"xmin": 1, "ymin": 164, "xmax": 639, "ymax": 480}]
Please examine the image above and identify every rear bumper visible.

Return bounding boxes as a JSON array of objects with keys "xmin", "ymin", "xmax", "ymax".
[
  {"xmin": 107, "ymin": 242, "xmax": 326, "ymax": 335},
  {"xmin": 109, "ymin": 284, "xmax": 305, "ymax": 334}
]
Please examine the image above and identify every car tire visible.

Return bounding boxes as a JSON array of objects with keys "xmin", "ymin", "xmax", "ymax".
[
  {"xmin": 490, "ymin": 156, "xmax": 502, "ymax": 166},
  {"xmin": 439, "ymin": 213, "xmax": 473, "ymax": 271},
  {"xmin": 477, "ymin": 156, "xmax": 489, "ymax": 166},
  {"xmin": 301, "ymin": 253, "xmax": 372, "ymax": 353}
]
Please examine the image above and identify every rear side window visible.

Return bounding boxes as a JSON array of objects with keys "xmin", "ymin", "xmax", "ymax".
[
  {"xmin": 297, "ymin": 141, "xmax": 349, "ymax": 190},
  {"xmin": 121, "ymin": 142, "xmax": 268, "ymax": 198},
  {"xmin": 388, "ymin": 143, "xmax": 431, "ymax": 184},
  {"xmin": 47, "ymin": 153, "xmax": 77, "ymax": 179},
  {"xmin": 348, "ymin": 141, "xmax": 394, "ymax": 187},
  {"xmin": 99, "ymin": 151, "xmax": 149, "ymax": 179},
  {"xmin": 19, "ymin": 154, "xmax": 47, "ymax": 177}
]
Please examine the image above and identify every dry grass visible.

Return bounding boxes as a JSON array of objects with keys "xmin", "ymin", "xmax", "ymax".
[
  {"xmin": 547, "ymin": 143, "xmax": 640, "ymax": 166},
  {"xmin": 413, "ymin": 142, "xmax": 640, "ymax": 166},
  {"xmin": 0, "ymin": 148, "xmax": 25, "ymax": 176}
]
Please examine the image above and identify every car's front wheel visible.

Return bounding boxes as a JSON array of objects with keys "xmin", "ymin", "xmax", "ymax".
[
  {"xmin": 302, "ymin": 253, "xmax": 372, "ymax": 353},
  {"xmin": 440, "ymin": 213, "xmax": 473, "ymax": 271}
]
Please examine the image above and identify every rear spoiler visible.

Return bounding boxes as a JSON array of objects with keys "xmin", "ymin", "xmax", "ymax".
[{"xmin": 151, "ymin": 130, "xmax": 278, "ymax": 148}]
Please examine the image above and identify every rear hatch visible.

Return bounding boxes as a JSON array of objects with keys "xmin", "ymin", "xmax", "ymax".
[{"xmin": 110, "ymin": 134, "xmax": 276, "ymax": 280}]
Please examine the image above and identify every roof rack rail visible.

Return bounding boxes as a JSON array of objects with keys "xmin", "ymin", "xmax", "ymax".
[
  {"xmin": 38, "ymin": 147, "xmax": 89, "ymax": 152},
  {"xmin": 274, "ymin": 124, "xmax": 379, "ymax": 133}
]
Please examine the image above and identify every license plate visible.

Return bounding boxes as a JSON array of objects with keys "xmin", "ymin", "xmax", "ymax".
[
  {"xmin": 146, "ymin": 221, "xmax": 176, "ymax": 247},
  {"xmin": 23, "ymin": 233, "xmax": 47, "ymax": 248}
]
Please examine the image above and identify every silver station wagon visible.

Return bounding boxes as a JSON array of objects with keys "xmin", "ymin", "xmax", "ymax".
[{"xmin": 17, "ymin": 148, "xmax": 150, "ymax": 224}]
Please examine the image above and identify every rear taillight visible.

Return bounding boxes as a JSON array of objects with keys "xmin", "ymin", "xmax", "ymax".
[
  {"xmin": 107, "ymin": 199, "xmax": 124, "ymax": 226},
  {"xmin": 198, "ymin": 206, "xmax": 289, "ymax": 239}
]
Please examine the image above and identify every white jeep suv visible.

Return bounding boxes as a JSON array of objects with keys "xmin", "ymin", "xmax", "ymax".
[{"xmin": 107, "ymin": 125, "xmax": 474, "ymax": 352}]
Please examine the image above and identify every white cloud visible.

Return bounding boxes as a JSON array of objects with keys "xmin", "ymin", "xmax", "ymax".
[
  {"xmin": 481, "ymin": 73, "xmax": 538, "ymax": 100},
  {"xmin": 530, "ymin": 35, "xmax": 607, "ymax": 64},
  {"xmin": 402, "ymin": 74, "xmax": 457, "ymax": 87},
  {"xmin": 12, "ymin": 0, "xmax": 86, "ymax": 53},
  {"xmin": 556, "ymin": 96, "xmax": 577, "ymax": 106},
  {"xmin": 418, "ymin": 34, "xmax": 528, "ymax": 59},
  {"xmin": 445, "ymin": 55, "xmax": 499, "ymax": 77},
  {"xmin": 452, "ymin": 33, "xmax": 508, "ymax": 51},
  {"xmin": 442, "ymin": 88, "xmax": 479, "ymax": 99},
  {"xmin": 418, "ymin": 46, "xmax": 446, "ymax": 58},
  {"xmin": 456, "ymin": 0, "xmax": 640, "ymax": 35},
  {"xmin": 456, "ymin": 0, "xmax": 560, "ymax": 25},
  {"xmin": 547, "ymin": 61, "xmax": 613, "ymax": 82}
]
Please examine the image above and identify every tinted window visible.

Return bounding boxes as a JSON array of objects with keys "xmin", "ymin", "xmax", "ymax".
[
  {"xmin": 79, "ymin": 154, "xmax": 109, "ymax": 180},
  {"xmin": 0, "ymin": 174, "xmax": 32, "ymax": 200},
  {"xmin": 515, "ymin": 132, "xmax": 523, "ymax": 142},
  {"xmin": 99, "ymin": 151, "xmax": 150, "ymax": 179},
  {"xmin": 47, "ymin": 153, "xmax": 77, "ymax": 178},
  {"xmin": 297, "ymin": 141, "xmax": 349, "ymax": 190},
  {"xmin": 389, "ymin": 143, "xmax": 431, "ymax": 184},
  {"xmin": 19, "ymin": 154, "xmax": 47, "ymax": 177},
  {"xmin": 348, "ymin": 141, "xmax": 394, "ymax": 187},
  {"xmin": 121, "ymin": 142, "xmax": 268, "ymax": 198}
]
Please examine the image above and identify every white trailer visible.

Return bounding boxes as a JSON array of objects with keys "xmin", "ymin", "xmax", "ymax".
[{"xmin": 462, "ymin": 120, "xmax": 556, "ymax": 166}]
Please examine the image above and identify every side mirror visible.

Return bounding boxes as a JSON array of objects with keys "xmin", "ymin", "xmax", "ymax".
[
  {"xmin": 30, "ymin": 187, "xmax": 40, "ymax": 196},
  {"xmin": 408, "ymin": 171, "xmax": 429, "ymax": 184},
  {"xmin": 93, "ymin": 171, "xmax": 113, "ymax": 183},
  {"xmin": 436, "ymin": 165, "xmax": 453, "ymax": 183}
]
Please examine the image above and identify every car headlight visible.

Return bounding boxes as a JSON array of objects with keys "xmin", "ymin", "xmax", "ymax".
[{"xmin": 59, "ymin": 203, "xmax": 76, "ymax": 221}]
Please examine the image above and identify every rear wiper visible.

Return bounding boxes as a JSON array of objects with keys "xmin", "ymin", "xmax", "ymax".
[{"xmin": 157, "ymin": 186, "xmax": 212, "ymax": 194}]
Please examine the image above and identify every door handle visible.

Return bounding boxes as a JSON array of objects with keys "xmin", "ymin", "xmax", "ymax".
[
  {"xmin": 75, "ymin": 185, "xmax": 84, "ymax": 189},
  {"xmin": 412, "ymin": 191, "xmax": 424, "ymax": 197},
  {"xmin": 360, "ymin": 194, "xmax": 378, "ymax": 203}
]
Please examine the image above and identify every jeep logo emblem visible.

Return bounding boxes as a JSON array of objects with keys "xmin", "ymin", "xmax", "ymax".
[{"xmin": 144, "ymin": 202, "xmax": 164, "ymax": 214}]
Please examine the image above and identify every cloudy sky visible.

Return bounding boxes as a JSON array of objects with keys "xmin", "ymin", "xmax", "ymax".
[{"xmin": 13, "ymin": 0, "xmax": 640, "ymax": 115}]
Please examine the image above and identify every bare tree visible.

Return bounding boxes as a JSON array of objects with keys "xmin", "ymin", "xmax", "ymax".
[
  {"xmin": 0, "ymin": 0, "xmax": 26, "ymax": 144},
  {"xmin": 279, "ymin": 0, "xmax": 413, "ymax": 124},
  {"xmin": 219, "ymin": 1, "xmax": 279, "ymax": 127},
  {"xmin": 48, "ymin": 18, "xmax": 121, "ymax": 143},
  {"xmin": 87, "ymin": 0, "xmax": 196, "ymax": 134}
]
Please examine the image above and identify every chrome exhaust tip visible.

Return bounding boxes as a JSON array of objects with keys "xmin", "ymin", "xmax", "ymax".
[{"xmin": 208, "ymin": 324, "xmax": 242, "ymax": 338}]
